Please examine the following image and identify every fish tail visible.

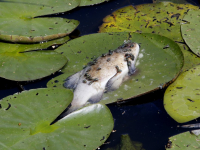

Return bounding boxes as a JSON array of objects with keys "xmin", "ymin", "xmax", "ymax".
[
  {"xmin": 50, "ymin": 103, "xmax": 81, "ymax": 124},
  {"xmin": 64, "ymin": 106, "xmax": 80, "ymax": 116},
  {"xmin": 63, "ymin": 70, "xmax": 83, "ymax": 89}
]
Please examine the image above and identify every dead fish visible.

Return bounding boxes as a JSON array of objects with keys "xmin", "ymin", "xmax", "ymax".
[{"xmin": 63, "ymin": 41, "xmax": 140, "ymax": 116}]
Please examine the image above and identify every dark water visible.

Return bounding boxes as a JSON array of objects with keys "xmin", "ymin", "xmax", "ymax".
[{"xmin": 1, "ymin": 0, "xmax": 200, "ymax": 150}]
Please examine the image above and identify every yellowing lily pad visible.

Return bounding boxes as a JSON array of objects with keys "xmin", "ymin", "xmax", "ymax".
[
  {"xmin": 99, "ymin": 2, "xmax": 198, "ymax": 42},
  {"xmin": 164, "ymin": 65, "xmax": 200, "ymax": 123},
  {"xmin": 99, "ymin": 2, "xmax": 200, "ymax": 71},
  {"xmin": 0, "ymin": 2, "xmax": 79, "ymax": 43},
  {"xmin": 0, "ymin": 39, "xmax": 69, "ymax": 81},
  {"xmin": 181, "ymin": 9, "xmax": 200, "ymax": 57},
  {"xmin": 0, "ymin": 88, "xmax": 114, "ymax": 150},
  {"xmin": 47, "ymin": 32, "xmax": 183, "ymax": 104}
]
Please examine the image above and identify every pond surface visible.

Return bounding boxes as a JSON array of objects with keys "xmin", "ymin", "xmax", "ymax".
[{"xmin": 0, "ymin": 0, "xmax": 200, "ymax": 149}]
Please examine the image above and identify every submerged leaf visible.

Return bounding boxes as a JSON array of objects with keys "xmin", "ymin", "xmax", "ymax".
[
  {"xmin": 181, "ymin": 9, "xmax": 200, "ymax": 57},
  {"xmin": 164, "ymin": 65, "xmax": 200, "ymax": 123},
  {"xmin": 0, "ymin": 88, "xmax": 114, "ymax": 150},
  {"xmin": 99, "ymin": 2, "xmax": 198, "ymax": 42},
  {"xmin": 48, "ymin": 32, "xmax": 183, "ymax": 104},
  {"xmin": 0, "ymin": 40, "xmax": 69, "ymax": 81},
  {"xmin": 106, "ymin": 134, "xmax": 145, "ymax": 150},
  {"xmin": 166, "ymin": 131, "xmax": 200, "ymax": 149},
  {"xmin": 0, "ymin": 2, "xmax": 79, "ymax": 43}
]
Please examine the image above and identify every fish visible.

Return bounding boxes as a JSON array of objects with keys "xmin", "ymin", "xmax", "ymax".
[{"xmin": 63, "ymin": 41, "xmax": 140, "ymax": 116}]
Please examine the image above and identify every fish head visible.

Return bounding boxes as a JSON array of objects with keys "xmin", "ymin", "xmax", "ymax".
[
  {"xmin": 121, "ymin": 42, "xmax": 140, "ymax": 62},
  {"xmin": 128, "ymin": 42, "xmax": 139, "ymax": 57}
]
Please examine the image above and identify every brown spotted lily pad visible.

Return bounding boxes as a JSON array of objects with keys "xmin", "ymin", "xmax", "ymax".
[
  {"xmin": 164, "ymin": 65, "xmax": 200, "ymax": 123},
  {"xmin": 99, "ymin": 2, "xmax": 200, "ymax": 71},
  {"xmin": 99, "ymin": 2, "xmax": 198, "ymax": 42},
  {"xmin": 166, "ymin": 131, "xmax": 200, "ymax": 149},
  {"xmin": 181, "ymin": 9, "xmax": 200, "ymax": 57}
]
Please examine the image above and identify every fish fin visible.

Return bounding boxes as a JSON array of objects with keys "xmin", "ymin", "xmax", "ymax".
[
  {"xmin": 105, "ymin": 73, "xmax": 124, "ymax": 92},
  {"xmin": 128, "ymin": 61, "xmax": 136, "ymax": 75},
  {"xmin": 63, "ymin": 70, "xmax": 82, "ymax": 89},
  {"xmin": 87, "ymin": 91, "xmax": 104, "ymax": 104}
]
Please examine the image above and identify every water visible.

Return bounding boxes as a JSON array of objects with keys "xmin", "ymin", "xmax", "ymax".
[{"xmin": 1, "ymin": 0, "xmax": 200, "ymax": 149}]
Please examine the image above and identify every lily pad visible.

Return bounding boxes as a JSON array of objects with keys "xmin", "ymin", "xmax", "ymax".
[
  {"xmin": 48, "ymin": 32, "xmax": 183, "ymax": 104},
  {"xmin": 0, "ymin": 88, "xmax": 114, "ymax": 150},
  {"xmin": 2, "ymin": 0, "xmax": 110, "ymax": 12},
  {"xmin": 79, "ymin": 0, "xmax": 109, "ymax": 6},
  {"xmin": 164, "ymin": 65, "xmax": 200, "ymax": 123},
  {"xmin": 181, "ymin": 9, "xmax": 200, "ymax": 57},
  {"xmin": 0, "ymin": 39, "xmax": 69, "ymax": 81},
  {"xmin": 47, "ymin": 72, "xmax": 74, "ymax": 88},
  {"xmin": 99, "ymin": 2, "xmax": 198, "ymax": 42},
  {"xmin": 0, "ymin": 2, "xmax": 79, "ymax": 43},
  {"xmin": 1, "ymin": 0, "xmax": 80, "ymax": 16},
  {"xmin": 166, "ymin": 131, "xmax": 200, "ymax": 149},
  {"xmin": 177, "ymin": 43, "xmax": 200, "ymax": 72}
]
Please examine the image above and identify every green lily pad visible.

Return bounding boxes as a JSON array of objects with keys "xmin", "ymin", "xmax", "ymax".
[
  {"xmin": 181, "ymin": 9, "xmax": 200, "ymax": 57},
  {"xmin": 80, "ymin": 0, "xmax": 109, "ymax": 6},
  {"xmin": 164, "ymin": 65, "xmax": 200, "ymax": 123},
  {"xmin": 0, "ymin": 88, "xmax": 114, "ymax": 150},
  {"xmin": 0, "ymin": 39, "xmax": 69, "ymax": 81},
  {"xmin": 99, "ymin": 2, "xmax": 198, "ymax": 42},
  {"xmin": 0, "ymin": 2, "xmax": 79, "ymax": 43},
  {"xmin": 1, "ymin": 0, "xmax": 80, "ymax": 16},
  {"xmin": 166, "ymin": 131, "xmax": 200, "ymax": 149},
  {"xmin": 106, "ymin": 134, "xmax": 145, "ymax": 150},
  {"xmin": 47, "ymin": 72, "xmax": 74, "ymax": 88},
  {"xmin": 46, "ymin": 35, "xmax": 71, "ymax": 47},
  {"xmin": 177, "ymin": 43, "xmax": 200, "ymax": 72},
  {"xmin": 3, "ymin": 0, "xmax": 109, "ymax": 12},
  {"xmin": 48, "ymin": 32, "xmax": 183, "ymax": 104}
]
